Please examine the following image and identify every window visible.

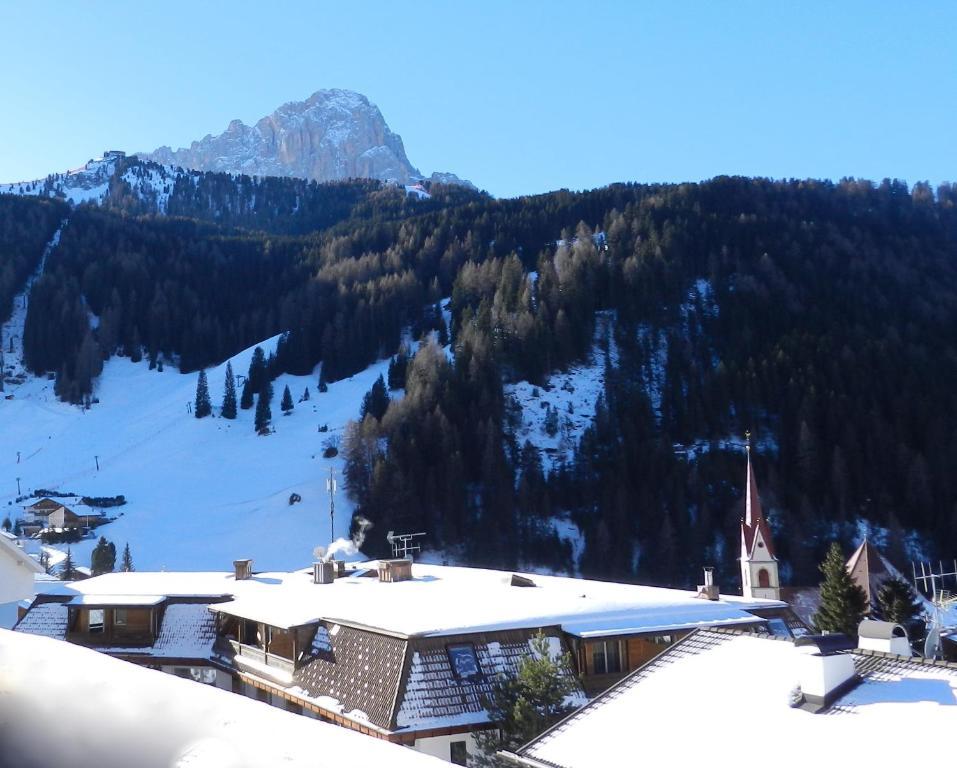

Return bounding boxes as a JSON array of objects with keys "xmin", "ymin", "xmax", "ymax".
[
  {"xmin": 447, "ymin": 644, "xmax": 481, "ymax": 680},
  {"xmin": 88, "ymin": 609, "xmax": 105, "ymax": 634},
  {"xmin": 758, "ymin": 568, "xmax": 771, "ymax": 588},
  {"xmin": 450, "ymin": 741, "xmax": 468, "ymax": 766},
  {"xmin": 114, "ymin": 609, "xmax": 128, "ymax": 627},
  {"xmin": 590, "ymin": 640, "xmax": 623, "ymax": 675}
]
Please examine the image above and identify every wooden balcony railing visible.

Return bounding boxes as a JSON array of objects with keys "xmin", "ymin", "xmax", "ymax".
[{"xmin": 226, "ymin": 639, "xmax": 295, "ymax": 675}]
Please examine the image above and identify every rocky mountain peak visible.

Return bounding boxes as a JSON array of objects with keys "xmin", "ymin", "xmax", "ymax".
[{"xmin": 142, "ymin": 89, "xmax": 471, "ymax": 187}]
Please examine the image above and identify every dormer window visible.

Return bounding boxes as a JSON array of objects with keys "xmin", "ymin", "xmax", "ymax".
[{"xmin": 447, "ymin": 644, "xmax": 481, "ymax": 680}]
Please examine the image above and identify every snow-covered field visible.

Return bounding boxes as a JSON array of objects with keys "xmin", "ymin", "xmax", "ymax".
[{"xmin": 1, "ymin": 332, "xmax": 389, "ymax": 573}]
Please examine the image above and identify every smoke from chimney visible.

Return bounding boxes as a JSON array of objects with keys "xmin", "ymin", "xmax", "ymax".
[{"xmin": 321, "ymin": 515, "xmax": 374, "ymax": 561}]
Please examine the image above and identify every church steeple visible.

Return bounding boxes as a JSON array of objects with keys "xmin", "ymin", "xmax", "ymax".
[{"xmin": 740, "ymin": 433, "xmax": 780, "ymax": 600}]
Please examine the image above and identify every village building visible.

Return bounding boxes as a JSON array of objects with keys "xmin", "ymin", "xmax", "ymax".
[
  {"xmin": 502, "ymin": 622, "xmax": 957, "ymax": 767},
  {"xmin": 15, "ymin": 558, "xmax": 803, "ymax": 764}
]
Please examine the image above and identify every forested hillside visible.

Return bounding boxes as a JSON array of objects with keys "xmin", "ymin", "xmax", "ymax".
[{"xmin": 4, "ymin": 174, "xmax": 957, "ymax": 587}]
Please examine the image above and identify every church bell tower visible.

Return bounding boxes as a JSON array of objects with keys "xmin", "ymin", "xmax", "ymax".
[{"xmin": 740, "ymin": 434, "xmax": 780, "ymax": 600}]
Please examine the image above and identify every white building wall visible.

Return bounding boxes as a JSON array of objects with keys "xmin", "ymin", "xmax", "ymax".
[
  {"xmin": 414, "ymin": 732, "xmax": 480, "ymax": 765},
  {"xmin": 0, "ymin": 549, "xmax": 39, "ymax": 605}
]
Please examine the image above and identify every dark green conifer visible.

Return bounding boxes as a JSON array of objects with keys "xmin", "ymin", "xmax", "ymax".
[
  {"xmin": 194, "ymin": 369, "xmax": 212, "ymax": 418},
  {"xmin": 91, "ymin": 536, "xmax": 116, "ymax": 575},
  {"xmin": 120, "ymin": 542, "xmax": 134, "ymax": 572},
  {"xmin": 221, "ymin": 362, "xmax": 237, "ymax": 419},
  {"xmin": 876, "ymin": 576, "xmax": 923, "ymax": 626},
  {"xmin": 813, "ymin": 542, "xmax": 869, "ymax": 636},
  {"xmin": 281, "ymin": 384, "xmax": 294, "ymax": 414},
  {"xmin": 255, "ymin": 381, "xmax": 273, "ymax": 435}
]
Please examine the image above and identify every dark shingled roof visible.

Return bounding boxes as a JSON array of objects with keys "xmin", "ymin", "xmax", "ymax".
[
  {"xmin": 294, "ymin": 622, "xmax": 408, "ymax": 730},
  {"xmin": 394, "ymin": 629, "xmax": 581, "ymax": 732}
]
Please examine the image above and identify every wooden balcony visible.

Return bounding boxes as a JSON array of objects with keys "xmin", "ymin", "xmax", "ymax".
[{"xmin": 227, "ymin": 639, "xmax": 295, "ymax": 675}]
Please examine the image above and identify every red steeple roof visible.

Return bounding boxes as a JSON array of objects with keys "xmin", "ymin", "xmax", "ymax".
[{"xmin": 741, "ymin": 443, "xmax": 776, "ymax": 559}]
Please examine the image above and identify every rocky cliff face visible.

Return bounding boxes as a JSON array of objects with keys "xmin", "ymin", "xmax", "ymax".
[{"xmin": 142, "ymin": 89, "xmax": 470, "ymax": 187}]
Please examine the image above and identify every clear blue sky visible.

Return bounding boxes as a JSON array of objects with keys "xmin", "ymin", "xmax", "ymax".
[{"xmin": 1, "ymin": 2, "xmax": 954, "ymax": 198}]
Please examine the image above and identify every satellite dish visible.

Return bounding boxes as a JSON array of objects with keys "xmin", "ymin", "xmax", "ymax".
[
  {"xmin": 386, "ymin": 530, "xmax": 395, "ymax": 545},
  {"xmin": 313, "ymin": 545, "xmax": 327, "ymax": 561}
]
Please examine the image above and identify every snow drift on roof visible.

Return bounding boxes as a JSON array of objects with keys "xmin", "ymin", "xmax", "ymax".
[{"xmin": 0, "ymin": 628, "xmax": 447, "ymax": 768}]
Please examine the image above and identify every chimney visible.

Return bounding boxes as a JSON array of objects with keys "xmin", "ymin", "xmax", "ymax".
[
  {"xmin": 792, "ymin": 635, "xmax": 859, "ymax": 711},
  {"xmin": 696, "ymin": 566, "xmax": 719, "ymax": 600},
  {"xmin": 857, "ymin": 619, "xmax": 913, "ymax": 656},
  {"xmin": 313, "ymin": 561, "xmax": 335, "ymax": 584},
  {"xmin": 233, "ymin": 559, "xmax": 252, "ymax": 581},
  {"xmin": 377, "ymin": 558, "xmax": 413, "ymax": 583}
]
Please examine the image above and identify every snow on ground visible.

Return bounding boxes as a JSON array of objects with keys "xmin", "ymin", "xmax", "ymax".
[
  {"xmin": 0, "ymin": 628, "xmax": 445, "ymax": 768},
  {"xmin": 1, "ymin": 155, "xmax": 192, "ymax": 211},
  {"xmin": 1, "ymin": 332, "xmax": 393, "ymax": 573},
  {"xmin": 505, "ymin": 312, "xmax": 617, "ymax": 472},
  {"xmin": 550, "ymin": 515, "xmax": 585, "ymax": 572},
  {"xmin": 0, "ymin": 157, "xmax": 118, "ymax": 204}
]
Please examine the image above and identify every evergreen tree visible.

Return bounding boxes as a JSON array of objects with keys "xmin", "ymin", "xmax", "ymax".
[
  {"xmin": 120, "ymin": 542, "xmax": 134, "ymax": 572},
  {"xmin": 194, "ymin": 369, "xmax": 212, "ymax": 418},
  {"xmin": 387, "ymin": 347, "xmax": 409, "ymax": 390},
  {"xmin": 360, "ymin": 374, "xmax": 390, "ymax": 421},
  {"xmin": 90, "ymin": 536, "xmax": 116, "ymax": 575},
  {"xmin": 241, "ymin": 347, "xmax": 267, "ymax": 410},
  {"xmin": 221, "ymin": 361, "xmax": 237, "ymax": 419},
  {"xmin": 240, "ymin": 377, "xmax": 255, "ymax": 410},
  {"xmin": 302, "ymin": 387, "xmax": 310, "ymax": 402},
  {"xmin": 813, "ymin": 542, "xmax": 869, "ymax": 636},
  {"xmin": 60, "ymin": 547, "xmax": 75, "ymax": 581},
  {"xmin": 474, "ymin": 633, "xmax": 579, "ymax": 765},
  {"xmin": 318, "ymin": 367, "xmax": 328, "ymax": 393},
  {"xmin": 255, "ymin": 381, "xmax": 273, "ymax": 435},
  {"xmin": 281, "ymin": 384, "xmax": 294, "ymax": 414},
  {"xmin": 876, "ymin": 576, "xmax": 924, "ymax": 626},
  {"xmin": 1, "ymin": 516, "xmax": 10, "ymax": 532}
]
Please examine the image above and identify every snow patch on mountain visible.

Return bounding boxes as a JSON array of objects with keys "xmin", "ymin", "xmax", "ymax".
[
  {"xmin": 0, "ymin": 155, "xmax": 193, "ymax": 213},
  {"xmin": 505, "ymin": 312, "xmax": 617, "ymax": 472}
]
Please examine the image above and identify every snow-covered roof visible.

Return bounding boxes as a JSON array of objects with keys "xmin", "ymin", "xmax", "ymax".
[
  {"xmin": 0, "ymin": 628, "xmax": 447, "ymax": 768},
  {"xmin": 13, "ymin": 601, "xmax": 68, "ymax": 639},
  {"xmin": 209, "ymin": 595, "xmax": 321, "ymax": 630},
  {"xmin": 42, "ymin": 562, "xmax": 786, "ymax": 638},
  {"xmin": 67, "ymin": 594, "xmax": 165, "ymax": 607},
  {"xmin": 151, "ymin": 603, "xmax": 218, "ymax": 659},
  {"xmin": 508, "ymin": 629, "xmax": 957, "ymax": 768}
]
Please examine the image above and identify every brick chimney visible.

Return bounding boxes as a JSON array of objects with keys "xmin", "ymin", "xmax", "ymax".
[{"xmin": 233, "ymin": 559, "xmax": 253, "ymax": 581}]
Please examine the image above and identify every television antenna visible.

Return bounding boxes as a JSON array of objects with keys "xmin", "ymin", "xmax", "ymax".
[
  {"xmin": 325, "ymin": 467, "xmax": 337, "ymax": 544},
  {"xmin": 386, "ymin": 531, "xmax": 425, "ymax": 560},
  {"xmin": 912, "ymin": 559, "xmax": 957, "ymax": 659}
]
